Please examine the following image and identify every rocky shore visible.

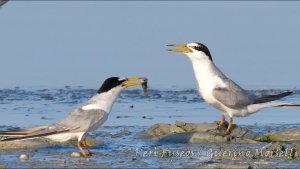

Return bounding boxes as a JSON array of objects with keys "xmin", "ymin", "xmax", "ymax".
[
  {"xmin": 141, "ymin": 121, "xmax": 300, "ymax": 144},
  {"xmin": 0, "ymin": 122, "xmax": 300, "ymax": 168}
]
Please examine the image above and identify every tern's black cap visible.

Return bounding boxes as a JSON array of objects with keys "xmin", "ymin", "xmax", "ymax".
[
  {"xmin": 192, "ymin": 42, "xmax": 212, "ymax": 61},
  {"xmin": 97, "ymin": 77, "xmax": 126, "ymax": 94}
]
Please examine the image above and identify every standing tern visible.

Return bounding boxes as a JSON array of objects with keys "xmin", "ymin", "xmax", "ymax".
[
  {"xmin": 168, "ymin": 42, "xmax": 300, "ymax": 136},
  {"xmin": 0, "ymin": 77, "xmax": 147, "ymax": 159}
]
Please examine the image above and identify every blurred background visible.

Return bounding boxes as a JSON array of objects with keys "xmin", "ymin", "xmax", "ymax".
[{"xmin": 0, "ymin": 2, "xmax": 300, "ymax": 90}]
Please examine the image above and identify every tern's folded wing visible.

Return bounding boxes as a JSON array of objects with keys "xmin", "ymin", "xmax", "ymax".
[
  {"xmin": 212, "ymin": 87, "xmax": 254, "ymax": 109},
  {"xmin": 0, "ymin": 125, "xmax": 73, "ymax": 141},
  {"xmin": 0, "ymin": 108, "xmax": 107, "ymax": 142},
  {"xmin": 55, "ymin": 108, "xmax": 108, "ymax": 132}
]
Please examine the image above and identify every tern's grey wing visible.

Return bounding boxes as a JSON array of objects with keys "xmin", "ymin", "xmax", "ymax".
[
  {"xmin": 55, "ymin": 108, "xmax": 108, "ymax": 132},
  {"xmin": 0, "ymin": 108, "xmax": 107, "ymax": 141},
  {"xmin": 0, "ymin": 125, "xmax": 71, "ymax": 141},
  {"xmin": 212, "ymin": 87, "xmax": 254, "ymax": 109},
  {"xmin": 0, "ymin": 125, "xmax": 50, "ymax": 136}
]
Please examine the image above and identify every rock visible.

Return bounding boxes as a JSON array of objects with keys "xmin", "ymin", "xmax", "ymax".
[
  {"xmin": 71, "ymin": 152, "xmax": 81, "ymax": 158},
  {"xmin": 142, "ymin": 121, "xmax": 259, "ymax": 143},
  {"xmin": 0, "ymin": 134, "xmax": 101, "ymax": 150},
  {"xmin": 159, "ymin": 132, "xmax": 226, "ymax": 143},
  {"xmin": 213, "ymin": 163, "xmax": 252, "ymax": 169},
  {"xmin": 0, "ymin": 165, "xmax": 6, "ymax": 169},
  {"xmin": 258, "ymin": 128, "xmax": 300, "ymax": 142},
  {"xmin": 19, "ymin": 154, "xmax": 29, "ymax": 160},
  {"xmin": 288, "ymin": 143, "xmax": 300, "ymax": 159},
  {"xmin": 111, "ymin": 129, "xmax": 132, "ymax": 138},
  {"xmin": 0, "ymin": 140, "xmax": 45, "ymax": 150},
  {"xmin": 199, "ymin": 161, "xmax": 257, "ymax": 169},
  {"xmin": 252, "ymin": 142, "xmax": 300, "ymax": 160},
  {"xmin": 141, "ymin": 123, "xmax": 185, "ymax": 138},
  {"xmin": 175, "ymin": 121, "xmax": 216, "ymax": 132}
]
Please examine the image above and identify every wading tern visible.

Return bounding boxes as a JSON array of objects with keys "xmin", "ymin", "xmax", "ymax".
[
  {"xmin": 0, "ymin": 77, "xmax": 147, "ymax": 159},
  {"xmin": 168, "ymin": 42, "xmax": 300, "ymax": 136}
]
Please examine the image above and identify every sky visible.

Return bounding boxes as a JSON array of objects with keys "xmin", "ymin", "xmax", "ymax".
[{"xmin": 1, "ymin": 2, "xmax": 300, "ymax": 90}]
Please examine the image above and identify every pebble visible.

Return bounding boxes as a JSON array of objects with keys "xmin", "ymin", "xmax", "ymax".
[
  {"xmin": 123, "ymin": 149, "xmax": 129, "ymax": 154},
  {"xmin": 71, "ymin": 152, "xmax": 81, "ymax": 158},
  {"xmin": 19, "ymin": 154, "xmax": 29, "ymax": 160}
]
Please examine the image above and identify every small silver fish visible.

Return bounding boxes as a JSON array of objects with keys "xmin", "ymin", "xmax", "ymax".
[{"xmin": 141, "ymin": 78, "xmax": 148, "ymax": 96}]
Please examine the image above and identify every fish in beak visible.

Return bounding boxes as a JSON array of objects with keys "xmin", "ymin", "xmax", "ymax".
[{"xmin": 122, "ymin": 77, "xmax": 148, "ymax": 89}]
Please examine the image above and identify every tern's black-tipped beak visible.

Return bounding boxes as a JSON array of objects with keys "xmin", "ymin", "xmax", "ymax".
[
  {"xmin": 167, "ymin": 44, "xmax": 192, "ymax": 53},
  {"xmin": 122, "ymin": 77, "xmax": 147, "ymax": 88}
]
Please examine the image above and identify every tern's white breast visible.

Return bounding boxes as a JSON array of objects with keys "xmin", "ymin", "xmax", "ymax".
[{"xmin": 191, "ymin": 59, "xmax": 225, "ymax": 105}]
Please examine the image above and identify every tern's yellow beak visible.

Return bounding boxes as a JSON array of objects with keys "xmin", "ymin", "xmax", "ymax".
[
  {"xmin": 167, "ymin": 44, "xmax": 192, "ymax": 53},
  {"xmin": 122, "ymin": 77, "xmax": 147, "ymax": 88}
]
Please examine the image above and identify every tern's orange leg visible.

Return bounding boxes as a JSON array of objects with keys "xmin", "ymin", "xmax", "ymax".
[
  {"xmin": 77, "ymin": 142, "xmax": 88, "ymax": 159},
  {"xmin": 225, "ymin": 117, "xmax": 233, "ymax": 135},
  {"xmin": 217, "ymin": 114, "xmax": 226, "ymax": 129},
  {"xmin": 82, "ymin": 140, "xmax": 94, "ymax": 156}
]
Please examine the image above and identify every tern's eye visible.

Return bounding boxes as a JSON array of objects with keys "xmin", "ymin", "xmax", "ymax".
[{"xmin": 193, "ymin": 46, "xmax": 202, "ymax": 51}]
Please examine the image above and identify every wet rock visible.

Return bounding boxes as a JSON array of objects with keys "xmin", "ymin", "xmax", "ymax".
[
  {"xmin": 19, "ymin": 154, "xmax": 29, "ymax": 160},
  {"xmin": 0, "ymin": 135, "xmax": 101, "ymax": 150},
  {"xmin": 159, "ymin": 132, "xmax": 226, "ymax": 143},
  {"xmin": 111, "ymin": 129, "xmax": 132, "ymax": 138},
  {"xmin": 258, "ymin": 128, "xmax": 300, "ymax": 142},
  {"xmin": 199, "ymin": 160, "xmax": 271, "ymax": 169},
  {"xmin": 288, "ymin": 143, "xmax": 300, "ymax": 159},
  {"xmin": 176, "ymin": 121, "xmax": 220, "ymax": 132},
  {"xmin": 0, "ymin": 140, "xmax": 44, "ymax": 150},
  {"xmin": 252, "ymin": 142, "xmax": 300, "ymax": 160},
  {"xmin": 142, "ymin": 121, "xmax": 259, "ymax": 143},
  {"xmin": 141, "ymin": 123, "xmax": 185, "ymax": 138},
  {"xmin": 213, "ymin": 163, "xmax": 252, "ymax": 169},
  {"xmin": 71, "ymin": 152, "xmax": 81, "ymax": 158}
]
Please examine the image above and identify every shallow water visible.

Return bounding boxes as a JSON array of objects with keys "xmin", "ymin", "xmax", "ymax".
[
  {"xmin": 0, "ymin": 87, "xmax": 300, "ymax": 168},
  {"xmin": 1, "ymin": 87, "xmax": 300, "ymax": 127}
]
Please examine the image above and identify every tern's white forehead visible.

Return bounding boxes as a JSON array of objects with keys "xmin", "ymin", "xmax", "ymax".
[
  {"xmin": 187, "ymin": 43, "xmax": 199, "ymax": 47},
  {"xmin": 118, "ymin": 77, "xmax": 127, "ymax": 81}
]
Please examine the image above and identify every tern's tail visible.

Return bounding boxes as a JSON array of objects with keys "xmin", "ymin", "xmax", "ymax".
[
  {"xmin": 248, "ymin": 101, "xmax": 300, "ymax": 113},
  {"xmin": 275, "ymin": 102, "xmax": 300, "ymax": 107},
  {"xmin": 0, "ymin": 125, "xmax": 71, "ymax": 142}
]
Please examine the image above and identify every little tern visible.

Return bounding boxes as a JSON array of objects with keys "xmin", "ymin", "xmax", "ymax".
[
  {"xmin": 0, "ymin": 77, "xmax": 147, "ymax": 158},
  {"xmin": 168, "ymin": 42, "xmax": 300, "ymax": 136}
]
